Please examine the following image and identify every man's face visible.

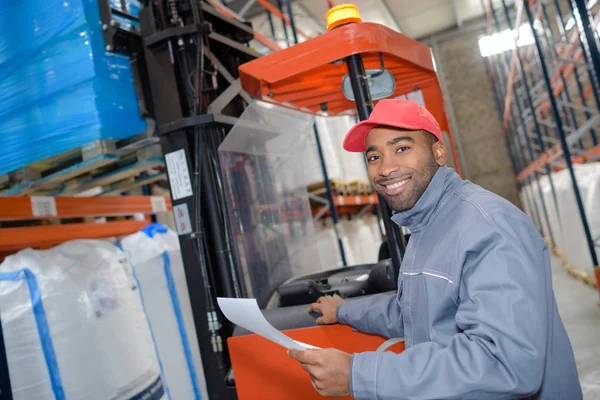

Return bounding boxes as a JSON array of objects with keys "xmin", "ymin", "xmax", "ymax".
[{"xmin": 365, "ymin": 127, "xmax": 447, "ymax": 212}]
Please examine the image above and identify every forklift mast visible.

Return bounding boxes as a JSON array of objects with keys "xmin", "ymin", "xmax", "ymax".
[{"xmin": 134, "ymin": 1, "xmax": 261, "ymax": 398}]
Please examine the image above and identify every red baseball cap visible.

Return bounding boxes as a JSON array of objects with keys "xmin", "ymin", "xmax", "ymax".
[{"xmin": 343, "ymin": 99, "xmax": 443, "ymax": 152}]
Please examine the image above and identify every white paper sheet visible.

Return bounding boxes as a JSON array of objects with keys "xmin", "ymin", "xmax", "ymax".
[{"xmin": 217, "ymin": 297, "xmax": 320, "ymax": 351}]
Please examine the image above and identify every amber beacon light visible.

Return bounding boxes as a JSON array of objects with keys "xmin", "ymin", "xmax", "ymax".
[{"xmin": 326, "ymin": 4, "xmax": 362, "ymax": 30}]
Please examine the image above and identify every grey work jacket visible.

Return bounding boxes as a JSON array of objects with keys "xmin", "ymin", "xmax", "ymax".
[{"xmin": 337, "ymin": 165, "xmax": 581, "ymax": 400}]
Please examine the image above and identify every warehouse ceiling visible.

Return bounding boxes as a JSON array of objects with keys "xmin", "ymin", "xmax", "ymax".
[{"xmin": 223, "ymin": 0, "xmax": 516, "ymax": 48}]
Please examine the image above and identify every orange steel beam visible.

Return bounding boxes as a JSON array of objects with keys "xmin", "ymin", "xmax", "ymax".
[
  {"xmin": 0, "ymin": 220, "xmax": 149, "ymax": 253},
  {"xmin": 205, "ymin": 0, "xmax": 282, "ymax": 52},
  {"xmin": 255, "ymin": 0, "xmax": 311, "ymax": 39},
  {"xmin": 0, "ymin": 196, "xmax": 172, "ymax": 221}
]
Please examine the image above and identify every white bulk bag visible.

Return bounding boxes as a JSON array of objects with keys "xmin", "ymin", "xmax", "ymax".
[
  {"xmin": 314, "ymin": 116, "xmax": 344, "ymax": 182},
  {"xmin": 0, "ymin": 240, "xmax": 165, "ymax": 400},
  {"xmin": 119, "ymin": 224, "xmax": 208, "ymax": 400},
  {"xmin": 330, "ymin": 115, "xmax": 369, "ymax": 182}
]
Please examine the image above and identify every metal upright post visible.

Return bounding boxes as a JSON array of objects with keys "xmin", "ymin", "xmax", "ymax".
[
  {"xmin": 540, "ymin": 3, "xmax": 584, "ymax": 149},
  {"xmin": 566, "ymin": 0, "xmax": 600, "ymax": 123},
  {"xmin": 552, "ymin": 0, "xmax": 598, "ymax": 146},
  {"xmin": 525, "ymin": 1, "xmax": 599, "ymax": 267},
  {"xmin": 313, "ymin": 122, "xmax": 348, "ymax": 266},
  {"xmin": 266, "ymin": 11, "xmax": 276, "ymax": 41},
  {"xmin": 484, "ymin": 55, "xmax": 515, "ymax": 170},
  {"xmin": 276, "ymin": 0, "xmax": 291, "ymax": 47},
  {"xmin": 572, "ymin": 0, "xmax": 600, "ymax": 103},
  {"xmin": 285, "ymin": 0, "xmax": 299, "ymax": 44},
  {"xmin": 484, "ymin": 56, "xmax": 519, "ymax": 178},
  {"xmin": 345, "ymin": 54, "xmax": 405, "ymax": 277}
]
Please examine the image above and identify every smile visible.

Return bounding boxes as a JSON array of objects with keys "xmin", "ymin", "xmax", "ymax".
[{"xmin": 379, "ymin": 177, "xmax": 410, "ymax": 196}]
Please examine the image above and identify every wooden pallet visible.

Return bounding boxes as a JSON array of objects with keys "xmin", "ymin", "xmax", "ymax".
[
  {"xmin": 307, "ymin": 179, "xmax": 372, "ymax": 197},
  {"xmin": 0, "ymin": 135, "xmax": 163, "ymax": 197},
  {"xmin": 0, "ymin": 139, "xmax": 119, "ymax": 195},
  {"xmin": 54, "ymin": 144, "xmax": 166, "ymax": 196},
  {"xmin": 347, "ymin": 181, "xmax": 373, "ymax": 195},
  {"xmin": 546, "ymin": 238, "xmax": 599, "ymax": 289},
  {"xmin": 100, "ymin": 172, "xmax": 168, "ymax": 196}
]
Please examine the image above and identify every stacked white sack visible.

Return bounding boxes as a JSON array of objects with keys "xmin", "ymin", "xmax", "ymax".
[
  {"xmin": 0, "ymin": 239, "xmax": 165, "ymax": 400},
  {"xmin": 120, "ymin": 224, "xmax": 208, "ymax": 400},
  {"xmin": 331, "ymin": 115, "xmax": 369, "ymax": 182},
  {"xmin": 518, "ymin": 162, "xmax": 600, "ymax": 278}
]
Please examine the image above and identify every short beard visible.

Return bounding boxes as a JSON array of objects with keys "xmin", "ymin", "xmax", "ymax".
[{"xmin": 377, "ymin": 155, "xmax": 439, "ymax": 212}]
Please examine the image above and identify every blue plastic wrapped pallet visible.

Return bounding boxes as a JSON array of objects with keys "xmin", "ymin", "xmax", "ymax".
[{"xmin": 0, "ymin": 0, "xmax": 147, "ymax": 176}]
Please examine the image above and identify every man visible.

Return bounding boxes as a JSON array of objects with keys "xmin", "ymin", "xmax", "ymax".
[{"xmin": 288, "ymin": 99, "xmax": 581, "ymax": 399}]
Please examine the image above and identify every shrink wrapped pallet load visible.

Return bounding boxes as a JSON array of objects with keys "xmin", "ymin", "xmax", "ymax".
[{"xmin": 0, "ymin": 0, "xmax": 146, "ymax": 175}]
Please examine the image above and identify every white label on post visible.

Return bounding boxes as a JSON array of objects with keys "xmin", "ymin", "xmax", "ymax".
[
  {"xmin": 338, "ymin": 196, "xmax": 345, "ymax": 206},
  {"xmin": 165, "ymin": 149, "xmax": 193, "ymax": 200},
  {"xmin": 150, "ymin": 196, "xmax": 168, "ymax": 213},
  {"xmin": 30, "ymin": 197, "xmax": 57, "ymax": 217}
]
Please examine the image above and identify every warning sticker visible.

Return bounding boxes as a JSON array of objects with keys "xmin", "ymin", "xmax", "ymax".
[
  {"xmin": 30, "ymin": 196, "xmax": 58, "ymax": 217},
  {"xmin": 173, "ymin": 203, "xmax": 193, "ymax": 236},
  {"xmin": 165, "ymin": 149, "xmax": 193, "ymax": 200}
]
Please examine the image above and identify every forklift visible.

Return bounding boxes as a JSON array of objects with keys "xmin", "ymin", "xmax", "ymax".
[{"xmin": 99, "ymin": 1, "xmax": 460, "ymax": 398}]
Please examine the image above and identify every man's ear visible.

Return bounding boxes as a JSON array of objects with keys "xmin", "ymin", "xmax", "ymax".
[{"xmin": 432, "ymin": 142, "xmax": 447, "ymax": 166}]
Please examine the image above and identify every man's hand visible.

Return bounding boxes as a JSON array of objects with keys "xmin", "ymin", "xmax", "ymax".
[
  {"xmin": 308, "ymin": 295, "xmax": 345, "ymax": 325},
  {"xmin": 288, "ymin": 348, "xmax": 352, "ymax": 398}
]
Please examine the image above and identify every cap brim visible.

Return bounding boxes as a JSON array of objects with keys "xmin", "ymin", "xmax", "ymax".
[
  {"xmin": 343, "ymin": 119, "xmax": 426, "ymax": 152},
  {"xmin": 342, "ymin": 121, "xmax": 379, "ymax": 152}
]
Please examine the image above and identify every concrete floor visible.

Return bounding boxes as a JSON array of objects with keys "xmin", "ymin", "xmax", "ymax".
[{"xmin": 551, "ymin": 256, "xmax": 600, "ymax": 399}]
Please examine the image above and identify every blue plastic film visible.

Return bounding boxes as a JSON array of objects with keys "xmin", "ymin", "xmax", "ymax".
[{"xmin": 0, "ymin": 0, "xmax": 146, "ymax": 175}]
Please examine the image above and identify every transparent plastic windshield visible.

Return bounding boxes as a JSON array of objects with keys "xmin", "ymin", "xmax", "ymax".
[{"xmin": 218, "ymin": 101, "xmax": 337, "ymax": 308}]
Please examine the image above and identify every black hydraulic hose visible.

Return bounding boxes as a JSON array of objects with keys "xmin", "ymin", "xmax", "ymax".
[{"xmin": 201, "ymin": 133, "xmax": 237, "ymax": 299}]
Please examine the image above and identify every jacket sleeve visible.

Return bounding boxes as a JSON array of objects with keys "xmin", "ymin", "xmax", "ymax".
[
  {"xmin": 336, "ymin": 292, "xmax": 403, "ymax": 339},
  {"xmin": 350, "ymin": 213, "xmax": 550, "ymax": 400}
]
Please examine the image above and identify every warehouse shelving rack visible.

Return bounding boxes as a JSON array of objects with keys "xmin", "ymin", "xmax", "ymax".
[
  {"xmin": 0, "ymin": 196, "xmax": 172, "ymax": 258},
  {"xmin": 484, "ymin": 0, "xmax": 600, "ymax": 295}
]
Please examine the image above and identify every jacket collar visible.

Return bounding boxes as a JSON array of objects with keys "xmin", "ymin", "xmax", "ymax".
[{"xmin": 391, "ymin": 165, "xmax": 462, "ymax": 232}]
